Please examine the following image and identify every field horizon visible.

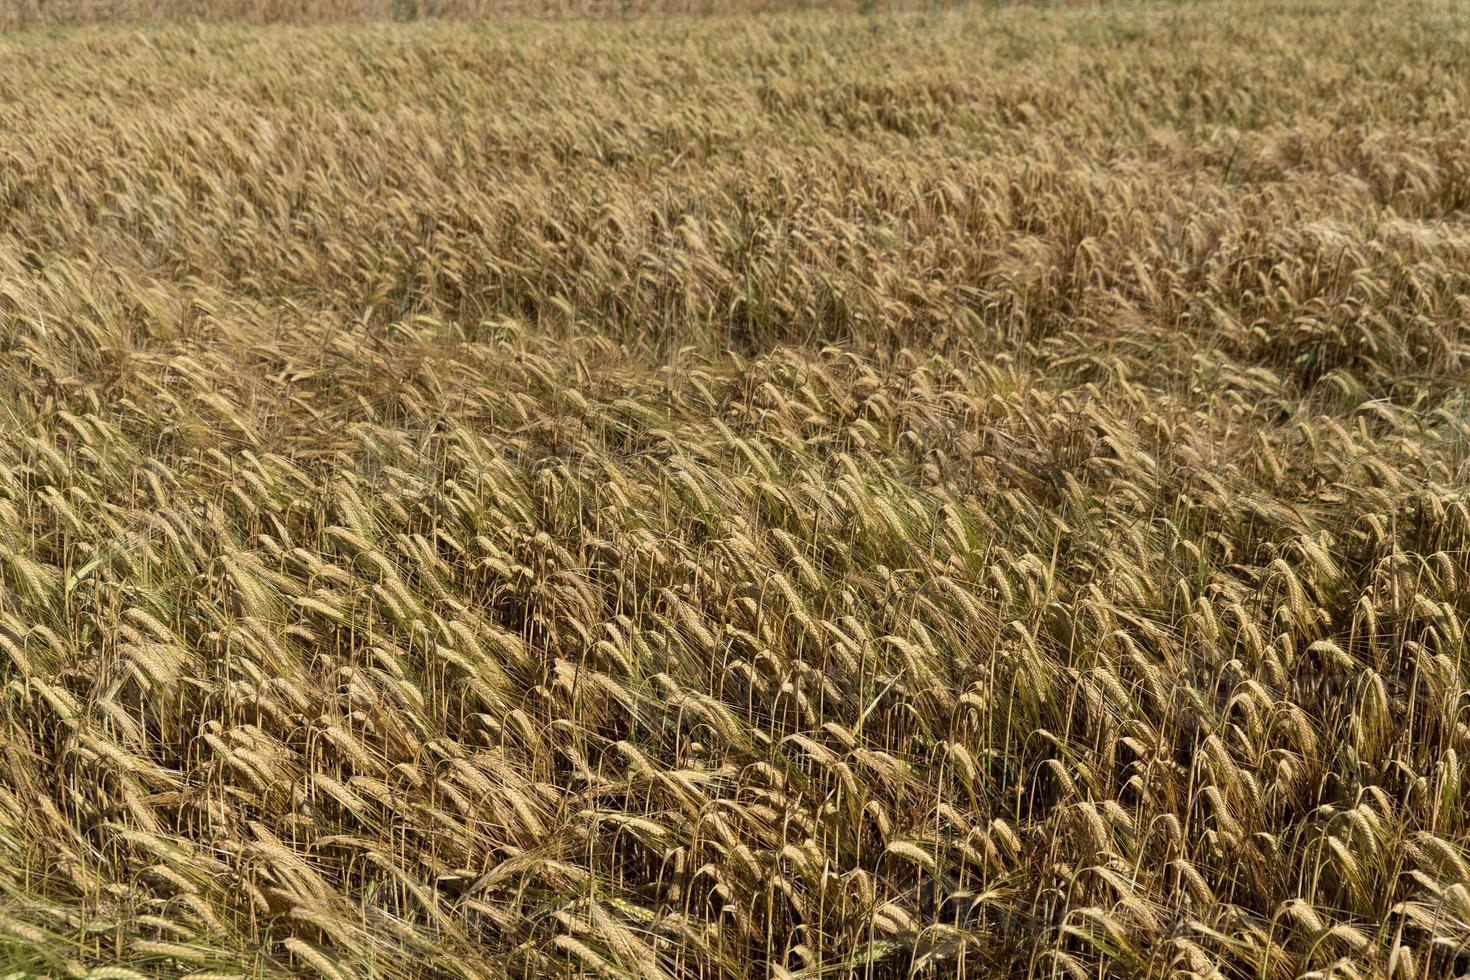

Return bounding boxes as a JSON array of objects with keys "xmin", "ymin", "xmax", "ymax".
[{"xmin": 2, "ymin": 1, "xmax": 1469, "ymax": 976}]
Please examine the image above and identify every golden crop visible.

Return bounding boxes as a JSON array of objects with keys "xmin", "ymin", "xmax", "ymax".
[{"xmin": 1, "ymin": 1, "xmax": 1468, "ymax": 977}]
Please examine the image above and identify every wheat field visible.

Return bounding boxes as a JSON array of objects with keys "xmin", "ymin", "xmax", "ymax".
[{"xmin": 1, "ymin": 1, "xmax": 1469, "ymax": 976}]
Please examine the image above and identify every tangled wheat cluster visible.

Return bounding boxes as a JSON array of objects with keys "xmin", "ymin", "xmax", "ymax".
[{"xmin": 1, "ymin": 1, "xmax": 1469, "ymax": 976}]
